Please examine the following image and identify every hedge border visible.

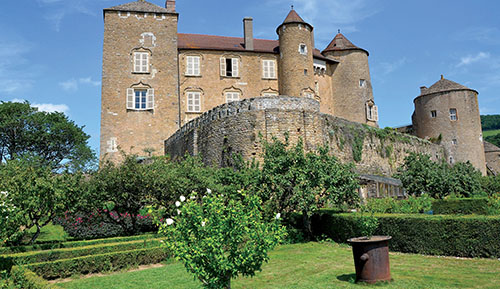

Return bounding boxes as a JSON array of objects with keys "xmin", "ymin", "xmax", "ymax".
[
  {"xmin": 431, "ymin": 198, "xmax": 490, "ymax": 215},
  {"xmin": 27, "ymin": 247, "xmax": 168, "ymax": 280},
  {"xmin": 10, "ymin": 266, "xmax": 62, "ymax": 289}
]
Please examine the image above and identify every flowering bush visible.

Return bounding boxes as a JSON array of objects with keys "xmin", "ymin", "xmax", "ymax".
[
  {"xmin": 159, "ymin": 190, "xmax": 285, "ymax": 289},
  {"xmin": 56, "ymin": 210, "xmax": 155, "ymax": 239}
]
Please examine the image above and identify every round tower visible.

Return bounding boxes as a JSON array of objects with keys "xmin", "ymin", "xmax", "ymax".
[
  {"xmin": 322, "ymin": 33, "xmax": 377, "ymax": 126},
  {"xmin": 276, "ymin": 8, "xmax": 315, "ymax": 98},
  {"xmin": 413, "ymin": 76, "xmax": 486, "ymax": 175}
]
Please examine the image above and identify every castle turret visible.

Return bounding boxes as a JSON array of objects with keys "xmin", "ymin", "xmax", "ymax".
[
  {"xmin": 322, "ymin": 33, "xmax": 377, "ymax": 126},
  {"xmin": 412, "ymin": 76, "xmax": 486, "ymax": 175},
  {"xmin": 276, "ymin": 8, "xmax": 315, "ymax": 98},
  {"xmin": 100, "ymin": 0, "xmax": 180, "ymax": 162}
]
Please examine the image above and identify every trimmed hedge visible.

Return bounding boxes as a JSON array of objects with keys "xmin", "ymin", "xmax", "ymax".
[
  {"xmin": 0, "ymin": 233, "xmax": 155, "ymax": 255},
  {"xmin": 0, "ymin": 239, "xmax": 162, "ymax": 272},
  {"xmin": 431, "ymin": 198, "xmax": 490, "ymax": 215},
  {"xmin": 9, "ymin": 266, "xmax": 62, "ymax": 289},
  {"xmin": 312, "ymin": 210, "xmax": 500, "ymax": 258},
  {"xmin": 27, "ymin": 247, "xmax": 168, "ymax": 280}
]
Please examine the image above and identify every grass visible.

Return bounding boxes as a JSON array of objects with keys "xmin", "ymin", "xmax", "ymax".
[
  {"xmin": 58, "ymin": 242, "xmax": 500, "ymax": 289},
  {"xmin": 483, "ymin": 129, "xmax": 500, "ymax": 137},
  {"xmin": 25, "ymin": 223, "xmax": 70, "ymax": 244}
]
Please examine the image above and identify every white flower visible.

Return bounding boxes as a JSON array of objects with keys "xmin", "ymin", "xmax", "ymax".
[
  {"xmin": 166, "ymin": 218, "xmax": 174, "ymax": 225},
  {"xmin": 201, "ymin": 221, "xmax": 206, "ymax": 227},
  {"xmin": 180, "ymin": 195, "xmax": 186, "ymax": 202},
  {"xmin": 177, "ymin": 209, "xmax": 181, "ymax": 215},
  {"xmin": 190, "ymin": 195, "xmax": 196, "ymax": 200},
  {"xmin": 0, "ymin": 191, "xmax": 7, "ymax": 196},
  {"xmin": 275, "ymin": 213, "xmax": 281, "ymax": 220},
  {"xmin": 175, "ymin": 201, "xmax": 181, "ymax": 207},
  {"xmin": 206, "ymin": 188, "xmax": 212, "ymax": 194}
]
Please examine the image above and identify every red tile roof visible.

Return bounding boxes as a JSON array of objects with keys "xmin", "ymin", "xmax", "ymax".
[
  {"xmin": 177, "ymin": 33, "xmax": 335, "ymax": 62},
  {"xmin": 322, "ymin": 33, "xmax": 369, "ymax": 55},
  {"xmin": 104, "ymin": 0, "xmax": 170, "ymax": 14},
  {"xmin": 419, "ymin": 77, "xmax": 477, "ymax": 97},
  {"xmin": 282, "ymin": 9, "xmax": 306, "ymax": 24}
]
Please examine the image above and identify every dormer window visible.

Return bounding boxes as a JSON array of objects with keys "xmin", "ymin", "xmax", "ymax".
[{"xmin": 299, "ymin": 44, "xmax": 307, "ymax": 55}]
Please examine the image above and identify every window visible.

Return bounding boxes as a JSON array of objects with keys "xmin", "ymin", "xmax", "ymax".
[
  {"xmin": 315, "ymin": 81, "xmax": 319, "ymax": 95},
  {"xmin": 366, "ymin": 103, "xmax": 379, "ymax": 121},
  {"xmin": 304, "ymin": 69, "xmax": 308, "ymax": 76},
  {"xmin": 262, "ymin": 91, "xmax": 278, "ymax": 97},
  {"xmin": 452, "ymin": 139, "xmax": 457, "ymax": 145},
  {"xmin": 106, "ymin": 137, "xmax": 118, "ymax": 153},
  {"xmin": 304, "ymin": 92, "xmax": 314, "ymax": 98},
  {"xmin": 187, "ymin": 91, "xmax": 201, "ymax": 112},
  {"xmin": 126, "ymin": 88, "xmax": 154, "ymax": 110},
  {"xmin": 299, "ymin": 44, "xmax": 307, "ymax": 55},
  {"xmin": 262, "ymin": 60, "xmax": 276, "ymax": 79},
  {"xmin": 449, "ymin": 156, "xmax": 454, "ymax": 164},
  {"xmin": 220, "ymin": 57, "xmax": 239, "ymax": 77},
  {"xmin": 449, "ymin": 108, "xmax": 457, "ymax": 121},
  {"xmin": 133, "ymin": 52, "xmax": 149, "ymax": 73},
  {"xmin": 186, "ymin": 56, "xmax": 200, "ymax": 76},
  {"xmin": 225, "ymin": 91, "xmax": 240, "ymax": 103},
  {"xmin": 359, "ymin": 79, "xmax": 366, "ymax": 87},
  {"xmin": 430, "ymin": 110, "xmax": 437, "ymax": 118}
]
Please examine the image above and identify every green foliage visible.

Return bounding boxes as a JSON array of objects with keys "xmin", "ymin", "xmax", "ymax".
[
  {"xmin": 396, "ymin": 153, "xmax": 483, "ymax": 198},
  {"xmin": 258, "ymin": 137, "xmax": 359, "ymax": 237},
  {"xmin": 27, "ymin": 247, "xmax": 167, "ymax": 280},
  {"xmin": 431, "ymin": 198, "xmax": 491, "ymax": 215},
  {"xmin": 480, "ymin": 114, "xmax": 500, "ymax": 131},
  {"xmin": 481, "ymin": 175, "xmax": 500, "ymax": 195},
  {"xmin": 361, "ymin": 195, "xmax": 432, "ymax": 214},
  {"xmin": 0, "ymin": 101, "xmax": 95, "ymax": 171},
  {"xmin": 312, "ymin": 210, "xmax": 500, "ymax": 258},
  {"xmin": 356, "ymin": 215, "xmax": 378, "ymax": 238},
  {"xmin": 351, "ymin": 130, "xmax": 365, "ymax": 162},
  {"xmin": 4, "ymin": 266, "xmax": 62, "ymax": 289},
  {"xmin": 0, "ymin": 158, "xmax": 84, "ymax": 245},
  {"xmin": 485, "ymin": 133, "xmax": 500, "ymax": 147},
  {"xmin": 159, "ymin": 191, "xmax": 285, "ymax": 289}
]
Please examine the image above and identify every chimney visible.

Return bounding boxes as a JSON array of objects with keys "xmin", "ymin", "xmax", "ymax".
[
  {"xmin": 243, "ymin": 17, "xmax": 254, "ymax": 50},
  {"xmin": 420, "ymin": 86, "xmax": 427, "ymax": 94},
  {"xmin": 165, "ymin": 0, "xmax": 176, "ymax": 12}
]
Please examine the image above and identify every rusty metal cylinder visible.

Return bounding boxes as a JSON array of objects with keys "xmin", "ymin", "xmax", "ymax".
[{"xmin": 347, "ymin": 236, "xmax": 392, "ymax": 283}]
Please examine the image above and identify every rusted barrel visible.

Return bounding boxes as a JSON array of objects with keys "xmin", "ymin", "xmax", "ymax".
[{"xmin": 347, "ymin": 236, "xmax": 392, "ymax": 283}]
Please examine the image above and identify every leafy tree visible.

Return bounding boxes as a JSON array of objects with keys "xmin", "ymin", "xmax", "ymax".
[
  {"xmin": 485, "ymin": 133, "xmax": 500, "ymax": 148},
  {"xmin": 258, "ymin": 137, "xmax": 359, "ymax": 237},
  {"xmin": 159, "ymin": 190, "xmax": 285, "ymax": 289},
  {"xmin": 0, "ymin": 101, "xmax": 95, "ymax": 171},
  {"xmin": 0, "ymin": 157, "xmax": 82, "ymax": 244},
  {"xmin": 480, "ymin": 114, "xmax": 500, "ymax": 131}
]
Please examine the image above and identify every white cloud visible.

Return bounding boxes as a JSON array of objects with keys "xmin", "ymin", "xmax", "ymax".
[
  {"xmin": 59, "ymin": 77, "xmax": 101, "ymax": 92},
  {"xmin": 454, "ymin": 27, "xmax": 500, "ymax": 45},
  {"xmin": 377, "ymin": 57, "xmax": 408, "ymax": 75},
  {"xmin": 10, "ymin": 98, "xmax": 70, "ymax": 114},
  {"xmin": 456, "ymin": 52, "xmax": 490, "ymax": 67},
  {"xmin": 37, "ymin": 0, "xmax": 98, "ymax": 32}
]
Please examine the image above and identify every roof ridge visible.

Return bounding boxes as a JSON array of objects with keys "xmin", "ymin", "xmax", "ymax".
[
  {"xmin": 104, "ymin": 0, "xmax": 170, "ymax": 13},
  {"xmin": 322, "ymin": 32, "xmax": 368, "ymax": 55}
]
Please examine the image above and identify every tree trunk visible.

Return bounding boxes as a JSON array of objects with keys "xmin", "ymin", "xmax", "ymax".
[
  {"xmin": 302, "ymin": 213, "xmax": 312, "ymax": 240},
  {"xmin": 29, "ymin": 224, "xmax": 41, "ymax": 245},
  {"xmin": 226, "ymin": 279, "xmax": 231, "ymax": 289}
]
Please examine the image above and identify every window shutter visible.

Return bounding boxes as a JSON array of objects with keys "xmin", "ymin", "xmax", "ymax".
[
  {"xmin": 193, "ymin": 56, "xmax": 200, "ymax": 75},
  {"xmin": 220, "ymin": 57, "xmax": 226, "ymax": 76},
  {"xmin": 126, "ymin": 88, "xmax": 134, "ymax": 109},
  {"xmin": 373, "ymin": 105, "xmax": 379, "ymax": 121},
  {"xmin": 232, "ymin": 58, "xmax": 238, "ymax": 77},
  {"xmin": 147, "ymin": 89, "xmax": 154, "ymax": 109},
  {"xmin": 270, "ymin": 60, "xmax": 275, "ymax": 78},
  {"xmin": 262, "ymin": 61, "xmax": 268, "ymax": 78},
  {"xmin": 133, "ymin": 53, "xmax": 140, "ymax": 72},
  {"xmin": 186, "ymin": 57, "xmax": 192, "ymax": 75},
  {"xmin": 142, "ymin": 53, "xmax": 148, "ymax": 72}
]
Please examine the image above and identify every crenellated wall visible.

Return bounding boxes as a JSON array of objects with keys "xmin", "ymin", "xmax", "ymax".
[{"xmin": 165, "ymin": 96, "xmax": 444, "ymax": 176}]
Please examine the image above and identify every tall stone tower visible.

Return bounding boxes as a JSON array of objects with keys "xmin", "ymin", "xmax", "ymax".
[
  {"xmin": 100, "ymin": 0, "xmax": 180, "ymax": 162},
  {"xmin": 322, "ymin": 33, "xmax": 377, "ymax": 127},
  {"xmin": 412, "ymin": 76, "xmax": 486, "ymax": 175},
  {"xmin": 276, "ymin": 8, "xmax": 315, "ymax": 98}
]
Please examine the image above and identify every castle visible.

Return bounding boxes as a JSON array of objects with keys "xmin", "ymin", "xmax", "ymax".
[{"xmin": 100, "ymin": 0, "xmax": 497, "ymax": 178}]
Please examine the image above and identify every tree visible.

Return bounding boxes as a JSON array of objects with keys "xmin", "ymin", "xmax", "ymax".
[
  {"xmin": 0, "ymin": 101, "xmax": 95, "ymax": 171},
  {"xmin": 258, "ymin": 137, "xmax": 359, "ymax": 237},
  {"xmin": 159, "ymin": 190, "xmax": 285, "ymax": 289},
  {"xmin": 0, "ymin": 157, "xmax": 82, "ymax": 244}
]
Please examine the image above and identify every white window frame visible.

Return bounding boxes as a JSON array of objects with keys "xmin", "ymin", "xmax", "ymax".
[
  {"xmin": 186, "ymin": 56, "xmax": 200, "ymax": 76},
  {"xmin": 366, "ymin": 103, "xmax": 378, "ymax": 121},
  {"xmin": 359, "ymin": 79, "xmax": 366, "ymax": 88},
  {"xmin": 220, "ymin": 57, "xmax": 239, "ymax": 77},
  {"xmin": 449, "ymin": 108, "xmax": 457, "ymax": 121},
  {"xmin": 262, "ymin": 59, "xmax": 276, "ymax": 79},
  {"xmin": 133, "ymin": 52, "xmax": 149, "ymax": 73},
  {"xmin": 430, "ymin": 110, "xmax": 437, "ymax": 118},
  {"xmin": 187, "ymin": 91, "xmax": 201, "ymax": 112},
  {"xmin": 299, "ymin": 43, "xmax": 307, "ymax": 55},
  {"xmin": 262, "ymin": 92, "xmax": 278, "ymax": 97},
  {"xmin": 126, "ymin": 88, "xmax": 154, "ymax": 110},
  {"xmin": 225, "ymin": 91, "xmax": 240, "ymax": 103}
]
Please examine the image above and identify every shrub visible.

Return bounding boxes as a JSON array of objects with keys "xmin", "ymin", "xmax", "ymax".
[
  {"xmin": 312, "ymin": 210, "xmax": 500, "ymax": 258},
  {"xmin": 362, "ymin": 195, "xmax": 432, "ymax": 214},
  {"xmin": 8, "ymin": 266, "xmax": 62, "ymax": 289},
  {"xmin": 431, "ymin": 198, "xmax": 490, "ymax": 215},
  {"xmin": 27, "ymin": 247, "xmax": 167, "ymax": 280}
]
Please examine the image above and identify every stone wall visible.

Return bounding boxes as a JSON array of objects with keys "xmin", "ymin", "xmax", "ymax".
[{"xmin": 165, "ymin": 96, "xmax": 444, "ymax": 176}]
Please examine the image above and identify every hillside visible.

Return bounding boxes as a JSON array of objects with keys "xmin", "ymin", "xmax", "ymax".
[{"xmin": 481, "ymin": 115, "xmax": 500, "ymax": 147}]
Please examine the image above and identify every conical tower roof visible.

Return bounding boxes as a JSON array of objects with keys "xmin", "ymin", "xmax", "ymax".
[
  {"xmin": 419, "ymin": 76, "xmax": 477, "ymax": 97},
  {"xmin": 322, "ymin": 32, "xmax": 368, "ymax": 55},
  {"xmin": 104, "ymin": 0, "xmax": 170, "ymax": 14},
  {"xmin": 276, "ymin": 8, "xmax": 313, "ymax": 33}
]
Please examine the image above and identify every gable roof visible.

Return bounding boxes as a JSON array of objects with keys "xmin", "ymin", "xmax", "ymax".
[
  {"xmin": 104, "ymin": 0, "xmax": 170, "ymax": 14},
  {"xmin": 322, "ymin": 33, "xmax": 369, "ymax": 55},
  {"xmin": 178, "ymin": 33, "xmax": 336, "ymax": 62},
  {"xmin": 419, "ymin": 77, "xmax": 477, "ymax": 97}
]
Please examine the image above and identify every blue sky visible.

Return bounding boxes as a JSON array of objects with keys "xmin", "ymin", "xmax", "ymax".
[{"xmin": 1, "ymin": 0, "xmax": 499, "ymax": 155}]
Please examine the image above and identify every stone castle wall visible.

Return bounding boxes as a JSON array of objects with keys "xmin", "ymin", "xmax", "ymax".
[{"xmin": 165, "ymin": 96, "xmax": 444, "ymax": 175}]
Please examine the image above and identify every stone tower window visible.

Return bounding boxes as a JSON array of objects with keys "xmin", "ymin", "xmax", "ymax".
[
  {"xmin": 315, "ymin": 81, "xmax": 319, "ymax": 95},
  {"xmin": 187, "ymin": 91, "xmax": 201, "ymax": 112},
  {"xmin": 366, "ymin": 102, "xmax": 378, "ymax": 121},
  {"xmin": 262, "ymin": 59, "xmax": 276, "ymax": 79},
  {"xmin": 299, "ymin": 44, "xmax": 307, "ymax": 55},
  {"xmin": 186, "ymin": 56, "xmax": 201, "ymax": 76},
  {"xmin": 452, "ymin": 139, "xmax": 458, "ymax": 145},
  {"xmin": 359, "ymin": 79, "xmax": 366, "ymax": 88},
  {"xmin": 220, "ymin": 57, "xmax": 239, "ymax": 77},
  {"xmin": 449, "ymin": 156, "xmax": 454, "ymax": 164},
  {"xmin": 133, "ymin": 52, "xmax": 149, "ymax": 73},
  {"xmin": 126, "ymin": 88, "xmax": 154, "ymax": 110},
  {"xmin": 430, "ymin": 110, "xmax": 437, "ymax": 118},
  {"xmin": 225, "ymin": 91, "xmax": 240, "ymax": 103},
  {"xmin": 449, "ymin": 108, "xmax": 457, "ymax": 121}
]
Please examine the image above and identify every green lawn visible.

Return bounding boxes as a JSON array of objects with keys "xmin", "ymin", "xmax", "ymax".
[
  {"xmin": 58, "ymin": 242, "xmax": 500, "ymax": 289},
  {"xmin": 24, "ymin": 223, "xmax": 69, "ymax": 244},
  {"xmin": 483, "ymin": 129, "xmax": 500, "ymax": 137}
]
